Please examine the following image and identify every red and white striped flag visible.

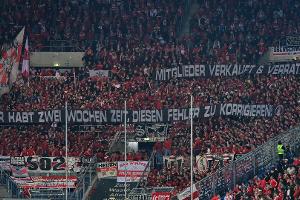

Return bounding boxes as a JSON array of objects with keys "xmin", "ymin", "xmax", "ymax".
[{"xmin": 22, "ymin": 37, "xmax": 30, "ymax": 78}]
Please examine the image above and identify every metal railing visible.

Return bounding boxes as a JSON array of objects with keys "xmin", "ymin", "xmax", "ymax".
[
  {"xmin": 108, "ymin": 131, "xmax": 122, "ymax": 153},
  {"xmin": 134, "ymin": 151, "xmax": 155, "ymax": 189},
  {"xmin": 0, "ymin": 163, "xmax": 94, "ymax": 200},
  {"xmin": 70, "ymin": 156, "xmax": 97, "ymax": 200},
  {"xmin": 33, "ymin": 40, "xmax": 98, "ymax": 52},
  {"xmin": 0, "ymin": 169, "xmax": 23, "ymax": 199},
  {"xmin": 176, "ymin": 0, "xmax": 191, "ymax": 37},
  {"xmin": 77, "ymin": 131, "xmax": 122, "ymax": 199},
  {"xmin": 128, "ymin": 187, "xmax": 174, "ymax": 200},
  {"xmin": 177, "ymin": 126, "xmax": 300, "ymax": 199}
]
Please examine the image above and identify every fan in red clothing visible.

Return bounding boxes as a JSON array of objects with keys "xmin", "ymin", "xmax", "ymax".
[
  {"xmin": 83, "ymin": 147, "xmax": 93, "ymax": 157},
  {"xmin": 269, "ymin": 177, "xmax": 278, "ymax": 188},
  {"xmin": 163, "ymin": 138, "xmax": 172, "ymax": 156},
  {"xmin": 211, "ymin": 194, "xmax": 220, "ymax": 200},
  {"xmin": 50, "ymin": 147, "xmax": 61, "ymax": 157},
  {"xmin": 294, "ymin": 184, "xmax": 300, "ymax": 199},
  {"xmin": 20, "ymin": 146, "xmax": 36, "ymax": 156}
]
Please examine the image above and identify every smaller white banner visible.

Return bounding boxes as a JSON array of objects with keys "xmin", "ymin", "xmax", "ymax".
[
  {"xmin": 269, "ymin": 46, "xmax": 300, "ymax": 62},
  {"xmin": 89, "ymin": 69, "xmax": 110, "ymax": 77}
]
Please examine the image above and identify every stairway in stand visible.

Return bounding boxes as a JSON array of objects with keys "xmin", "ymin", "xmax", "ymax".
[{"xmin": 0, "ymin": 184, "xmax": 10, "ymax": 200}]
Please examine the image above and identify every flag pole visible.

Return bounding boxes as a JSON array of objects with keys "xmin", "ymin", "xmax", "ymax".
[
  {"xmin": 28, "ymin": 43, "xmax": 30, "ymax": 88},
  {"xmin": 124, "ymin": 100, "xmax": 127, "ymax": 199},
  {"xmin": 28, "ymin": 37, "xmax": 30, "ymax": 88},
  {"xmin": 73, "ymin": 68, "xmax": 76, "ymax": 88},
  {"xmin": 190, "ymin": 95, "xmax": 193, "ymax": 200},
  {"xmin": 65, "ymin": 101, "xmax": 68, "ymax": 200}
]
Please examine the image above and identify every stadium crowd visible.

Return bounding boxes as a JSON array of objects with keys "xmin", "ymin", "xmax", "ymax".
[
  {"xmin": 1, "ymin": 0, "xmax": 300, "ymax": 198},
  {"xmin": 1, "ymin": 72, "xmax": 299, "ymax": 194},
  {"xmin": 189, "ymin": 0, "xmax": 300, "ymax": 64},
  {"xmin": 0, "ymin": 0, "xmax": 184, "ymax": 52},
  {"xmin": 0, "ymin": 124, "xmax": 148, "ymax": 163},
  {"xmin": 215, "ymin": 157, "xmax": 300, "ymax": 200}
]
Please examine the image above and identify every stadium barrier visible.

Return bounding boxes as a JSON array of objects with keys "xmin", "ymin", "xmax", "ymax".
[
  {"xmin": 0, "ymin": 169, "xmax": 23, "ymax": 199},
  {"xmin": 0, "ymin": 155, "xmax": 96, "ymax": 200},
  {"xmin": 36, "ymin": 39, "xmax": 98, "ymax": 52},
  {"xmin": 70, "ymin": 155, "xmax": 97, "ymax": 200},
  {"xmin": 0, "ymin": 166, "xmax": 78, "ymax": 199},
  {"xmin": 128, "ymin": 187, "xmax": 174, "ymax": 200},
  {"xmin": 135, "ymin": 151, "xmax": 155, "ymax": 189},
  {"xmin": 176, "ymin": 126, "xmax": 300, "ymax": 199}
]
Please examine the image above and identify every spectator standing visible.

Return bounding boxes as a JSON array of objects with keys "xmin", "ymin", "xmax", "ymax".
[
  {"xmin": 285, "ymin": 146, "xmax": 294, "ymax": 164},
  {"xmin": 163, "ymin": 138, "xmax": 172, "ymax": 156},
  {"xmin": 277, "ymin": 141, "xmax": 285, "ymax": 161}
]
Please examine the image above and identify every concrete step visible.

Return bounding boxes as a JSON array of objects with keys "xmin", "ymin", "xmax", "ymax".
[
  {"xmin": 0, "ymin": 185, "xmax": 11, "ymax": 199},
  {"xmin": 180, "ymin": 0, "xmax": 200, "ymax": 37}
]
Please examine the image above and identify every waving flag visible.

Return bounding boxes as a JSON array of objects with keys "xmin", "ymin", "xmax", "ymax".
[
  {"xmin": 22, "ymin": 37, "xmax": 29, "ymax": 78},
  {"xmin": 177, "ymin": 184, "xmax": 200, "ymax": 200},
  {"xmin": 0, "ymin": 27, "xmax": 25, "ymax": 96}
]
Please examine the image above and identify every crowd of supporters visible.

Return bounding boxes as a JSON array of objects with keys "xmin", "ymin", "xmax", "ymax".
[
  {"xmin": 1, "ymin": 71, "xmax": 299, "ymax": 194},
  {"xmin": 213, "ymin": 157, "xmax": 300, "ymax": 200},
  {"xmin": 146, "ymin": 76, "xmax": 300, "ymax": 194},
  {"xmin": 0, "ymin": 124, "xmax": 149, "ymax": 163},
  {"xmin": 1, "ymin": 0, "xmax": 300, "ymax": 198},
  {"xmin": 1, "ymin": 0, "xmax": 299, "ymax": 68},
  {"xmin": 0, "ymin": 0, "xmax": 184, "ymax": 52},
  {"xmin": 2, "ymin": 70, "xmax": 300, "ymax": 111},
  {"xmin": 189, "ymin": 0, "xmax": 300, "ymax": 64}
]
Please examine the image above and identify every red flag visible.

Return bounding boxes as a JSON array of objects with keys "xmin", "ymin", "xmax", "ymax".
[{"xmin": 22, "ymin": 37, "xmax": 30, "ymax": 78}]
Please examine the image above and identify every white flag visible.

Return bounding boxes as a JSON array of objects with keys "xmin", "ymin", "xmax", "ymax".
[{"xmin": 177, "ymin": 184, "xmax": 199, "ymax": 200}]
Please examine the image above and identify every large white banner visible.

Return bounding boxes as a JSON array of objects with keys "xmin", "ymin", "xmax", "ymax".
[{"xmin": 117, "ymin": 161, "xmax": 148, "ymax": 182}]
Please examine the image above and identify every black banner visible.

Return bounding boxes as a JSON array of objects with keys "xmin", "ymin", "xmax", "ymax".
[
  {"xmin": 80, "ymin": 157, "xmax": 96, "ymax": 167},
  {"xmin": 154, "ymin": 63, "xmax": 300, "ymax": 81},
  {"xmin": 0, "ymin": 104, "xmax": 281, "ymax": 124},
  {"xmin": 134, "ymin": 124, "xmax": 169, "ymax": 142},
  {"xmin": 92, "ymin": 178, "xmax": 135, "ymax": 200}
]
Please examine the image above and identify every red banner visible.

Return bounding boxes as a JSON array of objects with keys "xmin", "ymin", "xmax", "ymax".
[{"xmin": 152, "ymin": 192, "xmax": 171, "ymax": 200}]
